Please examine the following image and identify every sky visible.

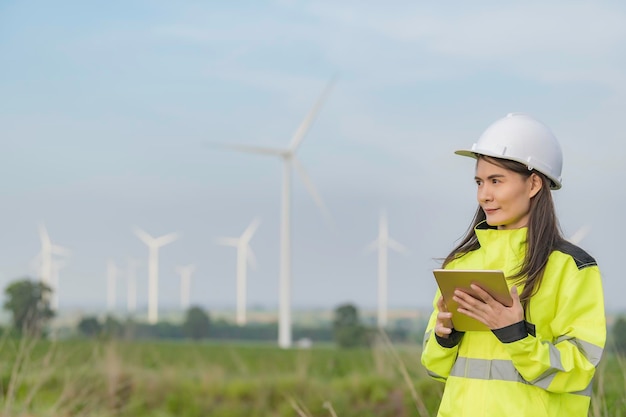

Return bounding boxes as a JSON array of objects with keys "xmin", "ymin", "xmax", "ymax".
[{"xmin": 1, "ymin": 1, "xmax": 625, "ymax": 316}]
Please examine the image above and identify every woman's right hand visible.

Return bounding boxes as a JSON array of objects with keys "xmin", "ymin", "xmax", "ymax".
[{"xmin": 435, "ymin": 296, "xmax": 454, "ymax": 338}]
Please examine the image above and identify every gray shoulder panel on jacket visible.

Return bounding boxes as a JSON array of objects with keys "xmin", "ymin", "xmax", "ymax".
[{"xmin": 554, "ymin": 241, "xmax": 597, "ymax": 270}]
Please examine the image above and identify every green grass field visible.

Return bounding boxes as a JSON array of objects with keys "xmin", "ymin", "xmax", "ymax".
[{"xmin": 1, "ymin": 337, "xmax": 624, "ymax": 417}]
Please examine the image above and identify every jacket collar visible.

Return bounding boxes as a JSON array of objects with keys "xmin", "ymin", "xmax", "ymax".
[{"xmin": 475, "ymin": 220, "xmax": 527, "ymax": 258}]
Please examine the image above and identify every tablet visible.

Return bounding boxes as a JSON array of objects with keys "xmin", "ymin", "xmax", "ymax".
[{"xmin": 432, "ymin": 269, "xmax": 513, "ymax": 332}]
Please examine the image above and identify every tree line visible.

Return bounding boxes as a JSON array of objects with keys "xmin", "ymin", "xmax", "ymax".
[
  {"xmin": 6, "ymin": 277, "xmax": 626, "ymax": 351},
  {"xmin": 2, "ymin": 278, "xmax": 412, "ymax": 348}
]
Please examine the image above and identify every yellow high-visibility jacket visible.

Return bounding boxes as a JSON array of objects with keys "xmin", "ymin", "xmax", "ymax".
[{"xmin": 421, "ymin": 223, "xmax": 606, "ymax": 417}]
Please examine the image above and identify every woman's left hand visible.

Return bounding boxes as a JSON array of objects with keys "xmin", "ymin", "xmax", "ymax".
[{"xmin": 453, "ymin": 285, "xmax": 524, "ymax": 329}]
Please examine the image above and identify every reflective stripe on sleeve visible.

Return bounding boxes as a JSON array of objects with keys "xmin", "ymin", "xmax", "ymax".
[
  {"xmin": 423, "ymin": 330, "xmax": 432, "ymax": 350},
  {"xmin": 572, "ymin": 381, "xmax": 593, "ymax": 397},
  {"xmin": 531, "ymin": 342, "xmax": 565, "ymax": 389},
  {"xmin": 449, "ymin": 357, "xmax": 592, "ymax": 397},
  {"xmin": 427, "ymin": 369, "xmax": 447, "ymax": 380},
  {"xmin": 424, "ymin": 329, "xmax": 432, "ymax": 340},
  {"xmin": 451, "ymin": 357, "xmax": 524, "ymax": 383},
  {"xmin": 555, "ymin": 335, "xmax": 604, "ymax": 366}
]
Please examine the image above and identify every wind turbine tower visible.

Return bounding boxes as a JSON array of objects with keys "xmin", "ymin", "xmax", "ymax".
[
  {"xmin": 50, "ymin": 258, "xmax": 68, "ymax": 311},
  {"xmin": 367, "ymin": 210, "xmax": 408, "ymax": 328},
  {"xmin": 36, "ymin": 224, "xmax": 70, "ymax": 306},
  {"xmin": 176, "ymin": 264, "xmax": 195, "ymax": 311},
  {"xmin": 217, "ymin": 218, "xmax": 260, "ymax": 326},
  {"xmin": 209, "ymin": 79, "xmax": 334, "ymax": 348},
  {"xmin": 133, "ymin": 227, "xmax": 180, "ymax": 324}
]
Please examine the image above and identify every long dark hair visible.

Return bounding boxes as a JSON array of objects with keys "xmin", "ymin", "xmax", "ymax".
[{"xmin": 442, "ymin": 155, "xmax": 565, "ymax": 311}]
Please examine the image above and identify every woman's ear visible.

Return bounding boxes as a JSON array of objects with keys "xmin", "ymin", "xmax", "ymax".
[{"xmin": 528, "ymin": 173, "xmax": 543, "ymax": 198}]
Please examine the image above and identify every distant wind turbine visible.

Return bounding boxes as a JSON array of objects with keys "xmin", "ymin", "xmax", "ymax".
[
  {"xmin": 366, "ymin": 210, "xmax": 408, "ymax": 328},
  {"xmin": 133, "ymin": 227, "xmax": 180, "ymax": 324},
  {"xmin": 217, "ymin": 218, "xmax": 260, "ymax": 326},
  {"xmin": 37, "ymin": 224, "xmax": 71, "ymax": 288},
  {"xmin": 207, "ymin": 79, "xmax": 335, "ymax": 348},
  {"xmin": 50, "ymin": 258, "xmax": 68, "ymax": 311},
  {"xmin": 175, "ymin": 264, "xmax": 196, "ymax": 311},
  {"xmin": 34, "ymin": 224, "xmax": 70, "ymax": 309}
]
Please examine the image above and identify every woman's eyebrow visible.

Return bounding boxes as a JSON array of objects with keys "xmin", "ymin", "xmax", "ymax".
[{"xmin": 474, "ymin": 174, "xmax": 506, "ymax": 181}]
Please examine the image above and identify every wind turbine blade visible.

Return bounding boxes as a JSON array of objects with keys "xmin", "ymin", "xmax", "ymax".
[
  {"xmin": 51, "ymin": 258, "xmax": 68, "ymax": 269},
  {"xmin": 39, "ymin": 223, "xmax": 50, "ymax": 245},
  {"xmin": 247, "ymin": 246, "xmax": 258, "ymax": 270},
  {"xmin": 288, "ymin": 76, "xmax": 337, "ymax": 153},
  {"xmin": 133, "ymin": 226, "xmax": 154, "ymax": 245},
  {"xmin": 378, "ymin": 210, "xmax": 389, "ymax": 243},
  {"xmin": 241, "ymin": 217, "xmax": 261, "ymax": 243},
  {"xmin": 364, "ymin": 240, "xmax": 378, "ymax": 254},
  {"xmin": 379, "ymin": 209, "xmax": 388, "ymax": 228},
  {"xmin": 156, "ymin": 232, "xmax": 180, "ymax": 247},
  {"xmin": 292, "ymin": 157, "xmax": 332, "ymax": 223},
  {"xmin": 568, "ymin": 225, "xmax": 591, "ymax": 245},
  {"xmin": 205, "ymin": 142, "xmax": 285, "ymax": 157},
  {"xmin": 388, "ymin": 238, "xmax": 409, "ymax": 254},
  {"xmin": 216, "ymin": 237, "xmax": 239, "ymax": 247},
  {"xmin": 51, "ymin": 244, "xmax": 71, "ymax": 257}
]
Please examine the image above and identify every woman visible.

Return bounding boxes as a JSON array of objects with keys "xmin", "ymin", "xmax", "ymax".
[{"xmin": 421, "ymin": 113, "xmax": 606, "ymax": 416}]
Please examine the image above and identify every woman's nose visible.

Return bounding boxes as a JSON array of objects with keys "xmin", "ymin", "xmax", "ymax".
[{"xmin": 477, "ymin": 184, "xmax": 492, "ymax": 203}]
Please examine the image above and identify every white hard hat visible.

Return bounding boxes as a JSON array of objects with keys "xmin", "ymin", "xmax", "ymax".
[{"xmin": 455, "ymin": 113, "xmax": 563, "ymax": 190}]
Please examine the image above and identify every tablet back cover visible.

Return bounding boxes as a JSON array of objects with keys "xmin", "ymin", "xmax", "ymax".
[{"xmin": 433, "ymin": 269, "xmax": 512, "ymax": 332}]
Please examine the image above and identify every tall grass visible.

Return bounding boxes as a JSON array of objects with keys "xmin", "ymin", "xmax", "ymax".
[
  {"xmin": 591, "ymin": 351, "xmax": 626, "ymax": 416},
  {"xmin": 0, "ymin": 335, "xmax": 624, "ymax": 417}
]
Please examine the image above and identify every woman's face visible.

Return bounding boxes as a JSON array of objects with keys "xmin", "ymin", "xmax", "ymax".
[{"xmin": 474, "ymin": 158, "xmax": 541, "ymax": 230}]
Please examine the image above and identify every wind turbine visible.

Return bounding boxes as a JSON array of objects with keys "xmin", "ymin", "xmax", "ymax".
[
  {"xmin": 35, "ymin": 224, "xmax": 70, "ymax": 309},
  {"xmin": 208, "ymin": 79, "xmax": 335, "ymax": 348},
  {"xmin": 217, "ymin": 218, "xmax": 260, "ymax": 326},
  {"xmin": 175, "ymin": 264, "xmax": 195, "ymax": 311},
  {"xmin": 366, "ymin": 210, "xmax": 408, "ymax": 328},
  {"xmin": 37, "ymin": 224, "xmax": 71, "ymax": 288},
  {"xmin": 133, "ymin": 227, "xmax": 180, "ymax": 324}
]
